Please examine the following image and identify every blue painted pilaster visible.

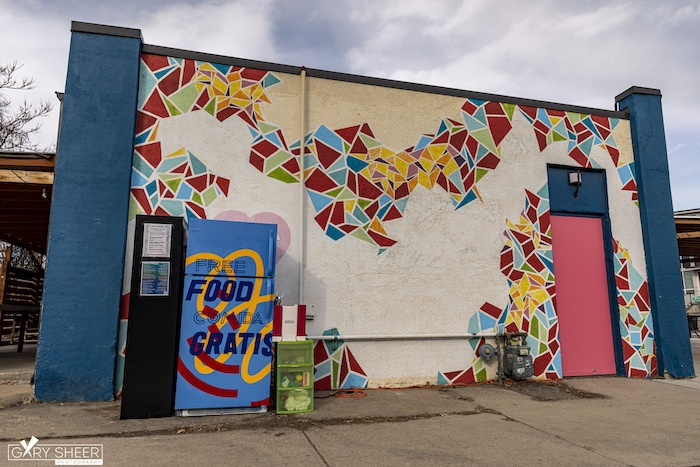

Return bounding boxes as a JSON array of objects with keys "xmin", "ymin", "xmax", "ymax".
[
  {"xmin": 34, "ymin": 23, "xmax": 142, "ymax": 400},
  {"xmin": 616, "ymin": 87, "xmax": 694, "ymax": 378}
]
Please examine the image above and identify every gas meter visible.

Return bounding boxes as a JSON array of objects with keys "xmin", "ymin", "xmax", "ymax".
[{"xmin": 503, "ymin": 343, "xmax": 534, "ymax": 380}]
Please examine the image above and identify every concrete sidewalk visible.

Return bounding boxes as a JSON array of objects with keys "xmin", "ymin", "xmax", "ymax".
[
  {"xmin": 1, "ymin": 376, "xmax": 700, "ymax": 466},
  {"xmin": 1, "ymin": 341, "xmax": 700, "ymax": 465}
]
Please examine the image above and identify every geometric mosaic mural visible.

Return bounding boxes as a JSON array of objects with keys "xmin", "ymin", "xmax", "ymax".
[
  {"xmin": 439, "ymin": 185, "xmax": 561, "ymax": 384},
  {"xmin": 613, "ymin": 240, "xmax": 657, "ymax": 377},
  {"xmin": 122, "ymin": 53, "xmax": 655, "ymax": 392},
  {"xmin": 129, "ymin": 54, "xmax": 278, "ymax": 219},
  {"xmin": 438, "ymin": 184, "xmax": 655, "ymax": 385},
  {"xmin": 251, "ymin": 99, "xmax": 515, "ymax": 252},
  {"xmin": 519, "ymin": 107, "xmax": 638, "ymax": 205},
  {"xmin": 313, "ymin": 328, "xmax": 369, "ymax": 390}
]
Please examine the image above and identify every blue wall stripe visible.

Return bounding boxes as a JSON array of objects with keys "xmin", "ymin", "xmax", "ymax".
[
  {"xmin": 616, "ymin": 89, "xmax": 694, "ymax": 378},
  {"xmin": 34, "ymin": 31, "xmax": 142, "ymax": 401}
]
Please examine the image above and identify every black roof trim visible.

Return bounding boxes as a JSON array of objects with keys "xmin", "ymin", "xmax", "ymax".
[
  {"xmin": 144, "ymin": 43, "xmax": 627, "ymax": 119},
  {"xmin": 305, "ymin": 68, "xmax": 628, "ymax": 119},
  {"xmin": 615, "ymin": 86, "xmax": 662, "ymax": 103},
  {"xmin": 71, "ymin": 21, "xmax": 143, "ymax": 41},
  {"xmin": 70, "ymin": 22, "xmax": 629, "ymax": 119},
  {"xmin": 142, "ymin": 44, "xmax": 302, "ymax": 75}
]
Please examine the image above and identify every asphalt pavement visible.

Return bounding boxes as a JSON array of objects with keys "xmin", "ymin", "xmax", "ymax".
[{"xmin": 1, "ymin": 342, "xmax": 700, "ymax": 466}]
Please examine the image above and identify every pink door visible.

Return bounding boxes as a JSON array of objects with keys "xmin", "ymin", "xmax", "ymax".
[{"xmin": 550, "ymin": 215, "xmax": 616, "ymax": 376}]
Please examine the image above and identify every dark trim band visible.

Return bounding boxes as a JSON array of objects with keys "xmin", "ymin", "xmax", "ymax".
[{"xmin": 71, "ymin": 21, "xmax": 143, "ymax": 41}]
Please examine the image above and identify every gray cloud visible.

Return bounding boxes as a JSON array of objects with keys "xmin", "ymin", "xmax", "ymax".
[{"xmin": 1, "ymin": 0, "xmax": 697, "ymax": 208}]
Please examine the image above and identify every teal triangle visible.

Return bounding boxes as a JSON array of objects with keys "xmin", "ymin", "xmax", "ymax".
[
  {"xmin": 212, "ymin": 63, "xmax": 230, "ymax": 75},
  {"xmin": 138, "ymin": 68, "xmax": 158, "ymax": 110},
  {"xmin": 579, "ymin": 137, "xmax": 594, "ymax": 156},
  {"xmin": 394, "ymin": 198, "xmax": 409, "ymax": 213},
  {"xmin": 628, "ymin": 265, "xmax": 645, "ymax": 291},
  {"xmin": 153, "ymin": 66, "xmax": 176, "ymax": 80},
  {"xmin": 189, "ymin": 153, "xmax": 207, "ymax": 175},
  {"xmin": 347, "ymin": 156, "xmax": 369, "ymax": 173},
  {"xmin": 263, "ymin": 73, "xmax": 281, "ymax": 88},
  {"xmin": 464, "ymin": 113, "xmax": 485, "ymax": 131},
  {"xmin": 328, "ymin": 169, "xmax": 347, "ymax": 185},
  {"xmin": 309, "ymin": 191, "xmax": 334, "ymax": 212}
]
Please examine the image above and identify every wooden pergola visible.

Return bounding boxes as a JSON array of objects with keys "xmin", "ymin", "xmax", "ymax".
[
  {"xmin": 675, "ymin": 209, "xmax": 700, "ymax": 266},
  {"xmin": 0, "ymin": 150, "xmax": 55, "ymax": 255}
]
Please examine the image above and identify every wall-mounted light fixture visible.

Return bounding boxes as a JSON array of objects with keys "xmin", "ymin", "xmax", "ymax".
[{"xmin": 568, "ymin": 170, "xmax": 582, "ymax": 198}]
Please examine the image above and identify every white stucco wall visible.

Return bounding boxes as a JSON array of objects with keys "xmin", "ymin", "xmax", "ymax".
[{"xmin": 121, "ymin": 55, "xmax": 652, "ymax": 390}]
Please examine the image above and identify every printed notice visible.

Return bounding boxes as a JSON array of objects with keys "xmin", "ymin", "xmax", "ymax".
[
  {"xmin": 140, "ymin": 261, "xmax": 170, "ymax": 297},
  {"xmin": 142, "ymin": 223, "xmax": 172, "ymax": 258}
]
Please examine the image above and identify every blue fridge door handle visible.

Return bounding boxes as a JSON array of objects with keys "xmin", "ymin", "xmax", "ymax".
[{"xmin": 267, "ymin": 231, "xmax": 275, "ymax": 276}]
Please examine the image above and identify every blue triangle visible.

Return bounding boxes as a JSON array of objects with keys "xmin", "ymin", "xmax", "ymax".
[
  {"xmin": 326, "ymin": 225, "xmax": 345, "ymax": 241},
  {"xmin": 314, "ymin": 125, "xmax": 343, "ymax": 152},
  {"xmin": 212, "ymin": 63, "xmax": 230, "ymax": 75},
  {"xmin": 347, "ymin": 155, "xmax": 369, "ymax": 173},
  {"xmin": 308, "ymin": 191, "xmax": 334, "ymax": 212},
  {"xmin": 263, "ymin": 73, "xmax": 281, "ymax": 88},
  {"xmin": 189, "ymin": 153, "xmax": 207, "ymax": 175}
]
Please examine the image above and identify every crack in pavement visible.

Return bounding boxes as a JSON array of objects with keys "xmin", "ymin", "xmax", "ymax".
[{"xmin": 301, "ymin": 429, "xmax": 329, "ymax": 466}]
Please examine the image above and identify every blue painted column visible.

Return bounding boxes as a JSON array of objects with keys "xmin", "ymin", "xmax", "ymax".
[
  {"xmin": 616, "ymin": 87, "xmax": 694, "ymax": 378},
  {"xmin": 35, "ymin": 23, "xmax": 142, "ymax": 401}
]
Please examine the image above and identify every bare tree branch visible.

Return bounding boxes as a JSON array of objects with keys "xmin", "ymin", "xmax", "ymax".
[{"xmin": 0, "ymin": 61, "xmax": 54, "ymax": 151}]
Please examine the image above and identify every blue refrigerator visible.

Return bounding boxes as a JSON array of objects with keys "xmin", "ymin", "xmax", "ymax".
[{"xmin": 175, "ymin": 218, "xmax": 277, "ymax": 413}]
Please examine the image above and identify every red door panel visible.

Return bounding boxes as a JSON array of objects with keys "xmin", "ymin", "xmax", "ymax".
[{"xmin": 551, "ymin": 215, "xmax": 616, "ymax": 376}]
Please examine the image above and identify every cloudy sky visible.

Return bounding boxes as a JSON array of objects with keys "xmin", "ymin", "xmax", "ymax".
[{"xmin": 1, "ymin": 0, "xmax": 698, "ymax": 209}]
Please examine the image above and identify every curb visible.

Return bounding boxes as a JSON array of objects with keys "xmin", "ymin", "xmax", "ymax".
[{"xmin": 0, "ymin": 371, "xmax": 33, "ymax": 383}]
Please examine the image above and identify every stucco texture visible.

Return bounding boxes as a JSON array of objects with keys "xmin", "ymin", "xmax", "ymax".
[{"xmin": 118, "ymin": 53, "xmax": 652, "ymax": 392}]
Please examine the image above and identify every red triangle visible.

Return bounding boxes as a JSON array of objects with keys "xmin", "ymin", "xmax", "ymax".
[
  {"xmin": 135, "ymin": 142, "xmax": 163, "ymax": 169},
  {"xmin": 316, "ymin": 140, "xmax": 341, "ymax": 169},
  {"xmin": 346, "ymin": 347, "xmax": 366, "ymax": 376},
  {"xmin": 314, "ymin": 375, "xmax": 332, "ymax": 391},
  {"xmin": 143, "ymin": 90, "xmax": 170, "ymax": 119},
  {"xmin": 158, "ymin": 68, "xmax": 182, "ymax": 96},
  {"xmin": 314, "ymin": 341, "xmax": 329, "ymax": 363},
  {"xmin": 336, "ymin": 125, "xmax": 361, "ymax": 143}
]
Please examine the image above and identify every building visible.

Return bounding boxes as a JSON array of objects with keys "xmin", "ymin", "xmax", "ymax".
[{"xmin": 33, "ymin": 22, "xmax": 693, "ymax": 401}]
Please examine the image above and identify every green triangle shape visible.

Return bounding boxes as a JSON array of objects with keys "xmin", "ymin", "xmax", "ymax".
[
  {"xmin": 360, "ymin": 134, "xmax": 381, "ymax": 149},
  {"xmin": 268, "ymin": 167, "xmax": 298, "ymax": 184},
  {"xmin": 191, "ymin": 192, "xmax": 203, "ymax": 205},
  {"xmin": 336, "ymin": 187, "xmax": 356, "ymax": 200},
  {"xmin": 163, "ymin": 95, "xmax": 181, "ymax": 116},
  {"xmin": 521, "ymin": 263, "xmax": 536, "ymax": 273},
  {"xmin": 259, "ymin": 122, "xmax": 278, "ymax": 134},
  {"xmin": 169, "ymin": 83, "xmax": 199, "ymax": 113},
  {"xmin": 566, "ymin": 112, "xmax": 582, "ymax": 124},
  {"xmin": 502, "ymin": 103, "xmax": 516, "ymax": 120},
  {"xmin": 203, "ymin": 186, "xmax": 218, "ymax": 206},
  {"xmin": 475, "ymin": 168, "xmax": 489, "ymax": 182},
  {"xmin": 552, "ymin": 131, "xmax": 567, "ymax": 143},
  {"xmin": 327, "ymin": 187, "xmax": 343, "ymax": 198},
  {"xmin": 204, "ymin": 98, "xmax": 216, "ymax": 116},
  {"xmin": 165, "ymin": 178, "xmax": 181, "ymax": 193},
  {"xmin": 471, "ymin": 128, "xmax": 497, "ymax": 153},
  {"xmin": 531, "ymin": 316, "xmax": 540, "ymax": 339},
  {"xmin": 351, "ymin": 228, "xmax": 375, "ymax": 244},
  {"xmin": 128, "ymin": 196, "xmax": 144, "ymax": 221},
  {"xmin": 357, "ymin": 199, "xmax": 372, "ymax": 209}
]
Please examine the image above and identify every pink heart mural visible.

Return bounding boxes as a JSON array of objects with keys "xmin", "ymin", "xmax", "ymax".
[{"xmin": 213, "ymin": 211, "xmax": 291, "ymax": 262}]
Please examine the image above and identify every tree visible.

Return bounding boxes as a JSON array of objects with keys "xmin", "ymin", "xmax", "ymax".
[{"xmin": 0, "ymin": 61, "xmax": 54, "ymax": 151}]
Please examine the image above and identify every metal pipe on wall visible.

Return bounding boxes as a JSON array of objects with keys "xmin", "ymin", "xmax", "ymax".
[
  {"xmin": 298, "ymin": 67, "xmax": 306, "ymax": 305},
  {"xmin": 306, "ymin": 332, "xmax": 505, "ymax": 341}
]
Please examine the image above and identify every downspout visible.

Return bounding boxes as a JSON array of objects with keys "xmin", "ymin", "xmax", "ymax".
[{"xmin": 298, "ymin": 67, "xmax": 307, "ymax": 305}]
